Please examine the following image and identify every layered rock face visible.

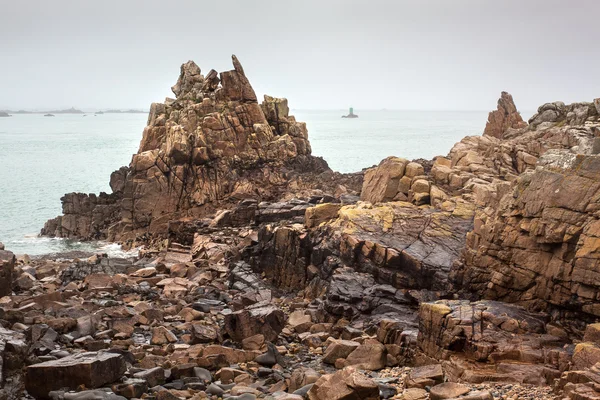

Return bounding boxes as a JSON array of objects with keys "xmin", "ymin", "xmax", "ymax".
[
  {"xmin": 458, "ymin": 152, "xmax": 600, "ymax": 319},
  {"xmin": 446, "ymin": 96, "xmax": 600, "ymax": 322},
  {"xmin": 42, "ymin": 56, "xmax": 337, "ymax": 244}
]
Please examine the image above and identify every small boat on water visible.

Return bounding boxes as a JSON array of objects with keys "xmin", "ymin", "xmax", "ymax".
[{"xmin": 342, "ymin": 107, "xmax": 358, "ymax": 118}]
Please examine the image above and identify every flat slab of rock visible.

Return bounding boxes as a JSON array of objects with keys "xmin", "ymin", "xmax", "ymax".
[
  {"xmin": 307, "ymin": 367, "xmax": 380, "ymax": 400},
  {"xmin": 430, "ymin": 382, "xmax": 470, "ymax": 400},
  {"xmin": 405, "ymin": 364, "xmax": 444, "ymax": 388},
  {"xmin": 26, "ymin": 352, "xmax": 126, "ymax": 399}
]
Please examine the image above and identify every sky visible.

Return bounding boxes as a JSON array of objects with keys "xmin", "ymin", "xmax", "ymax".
[{"xmin": 1, "ymin": 0, "xmax": 598, "ymax": 111}]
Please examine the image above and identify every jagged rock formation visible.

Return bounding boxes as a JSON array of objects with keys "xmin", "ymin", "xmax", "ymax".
[
  {"xmin": 482, "ymin": 91, "xmax": 527, "ymax": 139},
  {"xmin": 25, "ymin": 67, "xmax": 600, "ymax": 399},
  {"xmin": 41, "ymin": 56, "xmax": 355, "ymax": 245}
]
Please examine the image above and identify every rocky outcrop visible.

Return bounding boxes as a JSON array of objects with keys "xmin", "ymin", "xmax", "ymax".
[
  {"xmin": 457, "ymin": 152, "xmax": 600, "ymax": 320},
  {"xmin": 41, "ymin": 192, "xmax": 122, "ymax": 239},
  {"xmin": 42, "ymin": 56, "xmax": 344, "ymax": 245},
  {"xmin": 26, "ymin": 56, "xmax": 600, "ymax": 400},
  {"xmin": 247, "ymin": 199, "xmax": 474, "ymax": 299},
  {"xmin": 482, "ymin": 91, "xmax": 526, "ymax": 139},
  {"xmin": 418, "ymin": 300, "xmax": 572, "ymax": 386},
  {"xmin": 528, "ymin": 101, "xmax": 598, "ymax": 129}
]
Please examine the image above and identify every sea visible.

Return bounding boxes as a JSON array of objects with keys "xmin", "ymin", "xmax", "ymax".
[{"xmin": 0, "ymin": 109, "xmax": 513, "ymax": 256}]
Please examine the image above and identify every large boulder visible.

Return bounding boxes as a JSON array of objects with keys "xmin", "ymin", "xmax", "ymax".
[
  {"xmin": 224, "ymin": 304, "xmax": 286, "ymax": 342},
  {"xmin": 307, "ymin": 367, "xmax": 380, "ymax": 400},
  {"xmin": 26, "ymin": 352, "xmax": 126, "ymax": 399},
  {"xmin": 343, "ymin": 340, "xmax": 387, "ymax": 370},
  {"xmin": 361, "ymin": 157, "xmax": 408, "ymax": 203}
]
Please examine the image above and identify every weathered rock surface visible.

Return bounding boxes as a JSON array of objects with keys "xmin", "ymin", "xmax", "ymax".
[
  {"xmin": 457, "ymin": 152, "xmax": 600, "ymax": 319},
  {"xmin": 0, "ymin": 250, "xmax": 15, "ymax": 296},
  {"xmin": 41, "ymin": 56, "xmax": 352, "ymax": 245},
  {"xmin": 483, "ymin": 91, "xmax": 527, "ymax": 139},
  {"xmin": 23, "ymin": 61, "xmax": 600, "ymax": 400},
  {"xmin": 224, "ymin": 303, "xmax": 286, "ymax": 342},
  {"xmin": 26, "ymin": 352, "xmax": 126, "ymax": 399},
  {"xmin": 307, "ymin": 367, "xmax": 380, "ymax": 400},
  {"xmin": 418, "ymin": 300, "xmax": 569, "ymax": 385}
]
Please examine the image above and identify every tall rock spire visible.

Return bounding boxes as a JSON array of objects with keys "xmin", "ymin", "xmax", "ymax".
[{"xmin": 483, "ymin": 91, "xmax": 527, "ymax": 139}]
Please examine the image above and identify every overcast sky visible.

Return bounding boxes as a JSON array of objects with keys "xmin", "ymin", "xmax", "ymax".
[{"xmin": 1, "ymin": 0, "xmax": 598, "ymax": 111}]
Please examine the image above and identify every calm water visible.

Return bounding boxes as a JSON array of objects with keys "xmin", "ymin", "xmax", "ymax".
[{"xmin": 0, "ymin": 110, "xmax": 497, "ymax": 255}]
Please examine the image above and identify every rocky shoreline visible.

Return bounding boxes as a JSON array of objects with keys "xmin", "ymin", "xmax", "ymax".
[{"xmin": 2, "ymin": 56, "xmax": 600, "ymax": 399}]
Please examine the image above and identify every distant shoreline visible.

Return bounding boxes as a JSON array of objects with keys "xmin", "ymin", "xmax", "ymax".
[{"xmin": 0, "ymin": 108, "xmax": 148, "ymax": 114}]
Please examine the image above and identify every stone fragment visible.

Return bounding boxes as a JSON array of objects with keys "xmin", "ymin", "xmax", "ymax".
[
  {"xmin": 583, "ymin": 323, "xmax": 600, "ymax": 344},
  {"xmin": 190, "ymin": 323, "xmax": 218, "ymax": 344},
  {"xmin": 242, "ymin": 334, "xmax": 265, "ymax": 351},
  {"xmin": 429, "ymin": 382, "xmax": 470, "ymax": 400},
  {"xmin": 405, "ymin": 162, "xmax": 424, "ymax": 178},
  {"xmin": 343, "ymin": 340, "xmax": 386, "ymax": 370},
  {"xmin": 133, "ymin": 367, "xmax": 165, "ymax": 387},
  {"xmin": 305, "ymin": 203, "xmax": 342, "ymax": 228},
  {"xmin": 361, "ymin": 157, "xmax": 408, "ymax": 203},
  {"xmin": 323, "ymin": 340, "xmax": 360, "ymax": 364},
  {"xmin": 307, "ymin": 367, "xmax": 380, "ymax": 400},
  {"xmin": 405, "ymin": 364, "xmax": 444, "ymax": 388},
  {"xmin": 287, "ymin": 310, "xmax": 312, "ymax": 333},
  {"xmin": 224, "ymin": 304, "xmax": 285, "ymax": 342},
  {"xmin": 400, "ymin": 388, "xmax": 428, "ymax": 400},
  {"xmin": 150, "ymin": 326, "xmax": 177, "ymax": 345}
]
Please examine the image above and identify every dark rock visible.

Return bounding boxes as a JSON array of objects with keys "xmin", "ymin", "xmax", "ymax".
[
  {"xmin": 26, "ymin": 351, "xmax": 126, "ymax": 399},
  {"xmin": 224, "ymin": 304, "xmax": 285, "ymax": 342}
]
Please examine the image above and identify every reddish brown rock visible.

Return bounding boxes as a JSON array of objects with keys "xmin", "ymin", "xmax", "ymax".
[
  {"xmin": 483, "ymin": 91, "xmax": 527, "ymax": 139},
  {"xmin": 307, "ymin": 367, "xmax": 380, "ymax": 400},
  {"xmin": 361, "ymin": 157, "xmax": 408, "ymax": 203},
  {"xmin": 41, "ymin": 55, "xmax": 331, "ymax": 243},
  {"xmin": 457, "ymin": 154, "xmax": 600, "ymax": 317},
  {"xmin": 224, "ymin": 304, "xmax": 286, "ymax": 342}
]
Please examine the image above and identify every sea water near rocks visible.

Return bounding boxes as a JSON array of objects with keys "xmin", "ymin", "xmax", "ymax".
[{"xmin": 0, "ymin": 109, "xmax": 512, "ymax": 255}]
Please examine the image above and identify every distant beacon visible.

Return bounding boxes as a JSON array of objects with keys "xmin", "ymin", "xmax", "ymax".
[{"xmin": 342, "ymin": 106, "xmax": 358, "ymax": 119}]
